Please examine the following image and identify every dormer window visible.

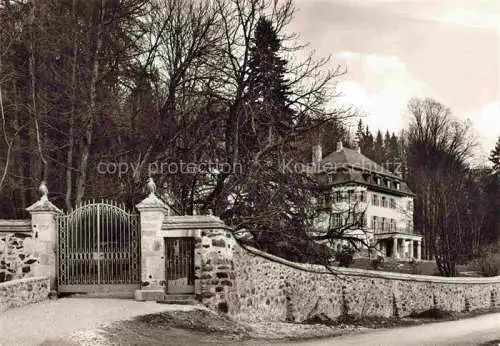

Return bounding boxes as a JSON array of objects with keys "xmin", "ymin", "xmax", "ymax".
[
  {"xmin": 385, "ymin": 180, "xmax": 391, "ymax": 188},
  {"xmin": 375, "ymin": 176, "xmax": 381, "ymax": 185},
  {"xmin": 395, "ymin": 182, "xmax": 400, "ymax": 190},
  {"xmin": 328, "ymin": 175, "xmax": 333, "ymax": 184}
]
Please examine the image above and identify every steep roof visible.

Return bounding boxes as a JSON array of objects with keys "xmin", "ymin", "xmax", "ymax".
[
  {"xmin": 321, "ymin": 147, "xmax": 399, "ymax": 178},
  {"xmin": 317, "ymin": 145, "xmax": 415, "ymax": 196}
]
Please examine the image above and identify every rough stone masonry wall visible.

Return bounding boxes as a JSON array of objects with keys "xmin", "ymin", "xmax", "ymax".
[
  {"xmin": 200, "ymin": 233, "xmax": 500, "ymax": 322},
  {"xmin": 0, "ymin": 222, "xmax": 38, "ymax": 283},
  {"xmin": 197, "ymin": 227, "xmax": 237, "ymax": 314},
  {"xmin": 0, "ymin": 277, "xmax": 49, "ymax": 313}
]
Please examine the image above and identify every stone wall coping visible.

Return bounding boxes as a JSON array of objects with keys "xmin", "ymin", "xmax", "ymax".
[
  {"xmin": 0, "ymin": 276, "xmax": 49, "ymax": 288},
  {"xmin": 136, "ymin": 194, "xmax": 168, "ymax": 211},
  {"xmin": 241, "ymin": 245, "xmax": 500, "ymax": 285},
  {"xmin": 0, "ymin": 219, "xmax": 31, "ymax": 233},
  {"xmin": 26, "ymin": 199, "xmax": 62, "ymax": 214},
  {"xmin": 161, "ymin": 215, "xmax": 230, "ymax": 230}
]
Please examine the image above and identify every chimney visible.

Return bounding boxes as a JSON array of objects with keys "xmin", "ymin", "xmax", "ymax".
[
  {"xmin": 336, "ymin": 141, "xmax": 343, "ymax": 152},
  {"xmin": 312, "ymin": 144, "xmax": 322, "ymax": 165},
  {"xmin": 353, "ymin": 137, "xmax": 361, "ymax": 153}
]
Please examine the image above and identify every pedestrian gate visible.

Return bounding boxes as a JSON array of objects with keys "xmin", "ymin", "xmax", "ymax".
[
  {"xmin": 165, "ymin": 237, "xmax": 195, "ymax": 294},
  {"xmin": 57, "ymin": 201, "xmax": 140, "ymax": 294}
]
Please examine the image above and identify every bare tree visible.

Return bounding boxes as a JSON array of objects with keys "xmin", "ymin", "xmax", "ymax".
[
  {"xmin": 0, "ymin": 55, "xmax": 12, "ymax": 194},
  {"xmin": 75, "ymin": 0, "xmax": 105, "ymax": 206},
  {"xmin": 405, "ymin": 97, "xmax": 476, "ymax": 276}
]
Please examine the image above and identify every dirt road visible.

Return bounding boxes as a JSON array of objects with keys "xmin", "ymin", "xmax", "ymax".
[{"xmin": 276, "ymin": 313, "xmax": 500, "ymax": 346}]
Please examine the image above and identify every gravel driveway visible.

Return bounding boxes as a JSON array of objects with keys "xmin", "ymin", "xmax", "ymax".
[{"xmin": 0, "ymin": 298, "xmax": 204, "ymax": 346}]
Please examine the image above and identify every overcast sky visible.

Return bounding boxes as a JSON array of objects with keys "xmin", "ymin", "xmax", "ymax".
[{"xmin": 289, "ymin": 0, "xmax": 500, "ymax": 162}]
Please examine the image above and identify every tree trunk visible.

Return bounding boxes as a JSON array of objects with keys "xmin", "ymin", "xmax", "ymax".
[
  {"xmin": 76, "ymin": 0, "xmax": 104, "ymax": 206},
  {"xmin": 0, "ymin": 57, "xmax": 12, "ymax": 195},
  {"xmin": 65, "ymin": 0, "xmax": 78, "ymax": 211},
  {"xmin": 13, "ymin": 85, "xmax": 27, "ymax": 211},
  {"xmin": 29, "ymin": 0, "xmax": 48, "ymax": 183}
]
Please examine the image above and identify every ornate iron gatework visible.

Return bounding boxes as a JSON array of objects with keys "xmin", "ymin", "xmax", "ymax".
[{"xmin": 57, "ymin": 201, "xmax": 140, "ymax": 293}]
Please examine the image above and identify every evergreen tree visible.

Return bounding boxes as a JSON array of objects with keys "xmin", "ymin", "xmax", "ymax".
[
  {"xmin": 355, "ymin": 119, "xmax": 364, "ymax": 146},
  {"xmin": 237, "ymin": 16, "xmax": 317, "ymax": 261},
  {"xmin": 486, "ymin": 136, "xmax": 500, "ymax": 246},
  {"xmin": 387, "ymin": 132, "xmax": 401, "ymax": 171},
  {"xmin": 319, "ymin": 120, "xmax": 349, "ymax": 155},
  {"xmin": 243, "ymin": 16, "xmax": 293, "ymax": 152},
  {"xmin": 363, "ymin": 125, "xmax": 374, "ymax": 158},
  {"xmin": 489, "ymin": 136, "xmax": 500, "ymax": 171},
  {"xmin": 373, "ymin": 130, "xmax": 385, "ymax": 163},
  {"xmin": 384, "ymin": 130, "xmax": 391, "ymax": 147}
]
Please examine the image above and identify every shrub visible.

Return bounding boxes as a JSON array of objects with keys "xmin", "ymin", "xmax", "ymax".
[
  {"xmin": 476, "ymin": 256, "xmax": 500, "ymax": 277},
  {"xmin": 336, "ymin": 246, "xmax": 355, "ymax": 267},
  {"xmin": 370, "ymin": 257, "xmax": 382, "ymax": 270},
  {"xmin": 409, "ymin": 258, "xmax": 422, "ymax": 274},
  {"xmin": 251, "ymin": 231, "xmax": 335, "ymax": 265},
  {"xmin": 472, "ymin": 244, "xmax": 500, "ymax": 277}
]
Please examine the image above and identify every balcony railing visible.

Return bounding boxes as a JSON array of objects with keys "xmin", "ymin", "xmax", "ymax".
[{"xmin": 373, "ymin": 225, "xmax": 414, "ymax": 235}]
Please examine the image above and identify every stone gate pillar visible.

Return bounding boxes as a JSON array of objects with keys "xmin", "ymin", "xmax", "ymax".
[
  {"xmin": 26, "ymin": 183, "xmax": 62, "ymax": 293},
  {"xmin": 134, "ymin": 188, "xmax": 169, "ymax": 301}
]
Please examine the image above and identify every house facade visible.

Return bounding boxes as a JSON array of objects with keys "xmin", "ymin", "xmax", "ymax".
[{"xmin": 312, "ymin": 141, "xmax": 422, "ymax": 260}]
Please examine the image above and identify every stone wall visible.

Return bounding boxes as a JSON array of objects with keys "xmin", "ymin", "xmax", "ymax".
[
  {"xmin": 0, "ymin": 220, "xmax": 37, "ymax": 283},
  {"xmin": 131, "ymin": 208, "xmax": 499, "ymax": 321},
  {"xmin": 202, "ymin": 237, "xmax": 500, "ymax": 322},
  {"xmin": 0, "ymin": 277, "xmax": 49, "ymax": 313},
  {"xmin": 196, "ymin": 227, "xmax": 236, "ymax": 314}
]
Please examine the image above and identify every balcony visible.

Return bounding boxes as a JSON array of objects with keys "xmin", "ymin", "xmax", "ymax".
[{"xmin": 372, "ymin": 225, "xmax": 415, "ymax": 236}]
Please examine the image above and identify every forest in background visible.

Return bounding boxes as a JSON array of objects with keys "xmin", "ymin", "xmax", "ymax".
[{"xmin": 0, "ymin": 0, "xmax": 498, "ymax": 275}]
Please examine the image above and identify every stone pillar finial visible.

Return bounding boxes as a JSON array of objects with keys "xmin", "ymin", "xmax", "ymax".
[
  {"xmin": 26, "ymin": 180, "xmax": 62, "ymax": 215},
  {"xmin": 39, "ymin": 181, "xmax": 49, "ymax": 202},
  {"xmin": 146, "ymin": 177, "xmax": 156, "ymax": 197}
]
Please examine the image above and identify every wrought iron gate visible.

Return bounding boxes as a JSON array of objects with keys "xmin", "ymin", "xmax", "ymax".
[
  {"xmin": 165, "ymin": 237, "xmax": 195, "ymax": 294},
  {"xmin": 57, "ymin": 201, "xmax": 140, "ymax": 293}
]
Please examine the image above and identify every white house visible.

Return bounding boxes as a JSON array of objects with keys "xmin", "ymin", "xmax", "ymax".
[{"xmin": 312, "ymin": 141, "xmax": 422, "ymax": 260}]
